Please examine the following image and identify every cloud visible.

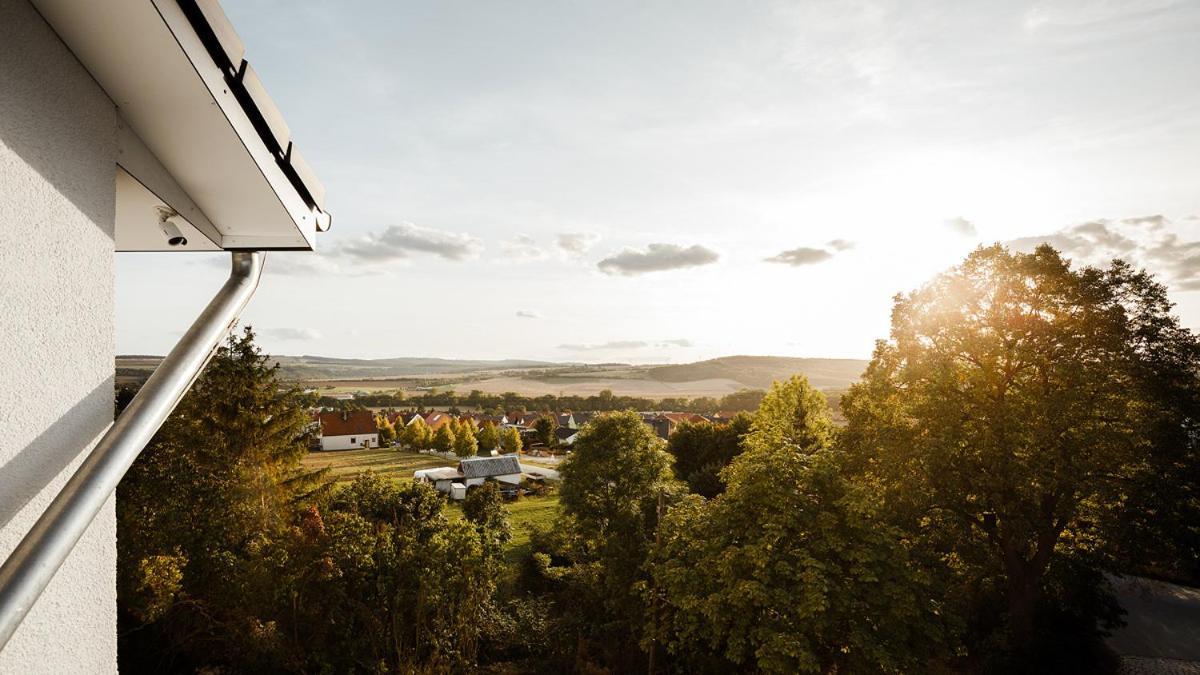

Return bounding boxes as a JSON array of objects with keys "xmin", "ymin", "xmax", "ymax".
[
  {"xmin": 502, "ymin": 234, "xmax": 548, "ymax": 262},
  {"xmin": 515, "ymin": 309, "xmax": 541, "ymax": 319},
  {"xmin": 1006, "ymin": 215, "xmax": 1200, "ymax": 291},
  {"xmin": 764, "ymin": 247, "xmax": 833, "ymax": 266},
  {"xmin": 262, "ymin": 327, "xmax": 323, "ymax": 341},
  {"xmin": 1007, "ymin": 219, "xmax": 1138, "ymax": 258},
  {"xmin": 556, "ymin": 232, "xmax": 600, "ymax": 255},
  {"xmin": 338, "ymin": 222, "xmax": 482, "ymax": 262},
  {"xmin": 1122, "ymin": 214, "xmax": 1167, "ymax": 229},
  {"xmin": 597, "ymin": 243, "xmax": 719, "ymax": 276},
  {"xmin": 559, "ymin": 340, "xmax": 649, "ymax": 351},
  {"xmin": 946, "ymin": 216, "xmax": 977, "ymax": 236},
  {"xmin": 764, "ymin": 238, "xmax": 856, "ymax": 267},
  {"xmin": 558, "ymin": 338, "xmax": 693, "ymax": 351}
]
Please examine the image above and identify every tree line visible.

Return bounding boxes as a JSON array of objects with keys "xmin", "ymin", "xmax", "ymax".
[
  {"xmin": 116, "ymin": 244, "xmax": 1200, "ymax": 673},
  {"xmin": 319, "ymin": 385, "xmax": 768, "ymax": 416}
]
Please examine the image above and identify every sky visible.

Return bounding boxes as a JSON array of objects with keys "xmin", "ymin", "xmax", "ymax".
[{"xmin": 116, "ymin": 0, "xmax": 1200, "ymax": 362}]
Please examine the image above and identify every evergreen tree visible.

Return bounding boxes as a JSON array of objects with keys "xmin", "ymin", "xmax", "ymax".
[
  {"xmin": 533, "ymin": 415, "xmax": 556, "ymax": 447},
  {"xmin": 117, "ymin": 327, "xmax": 330, "ymax": 668}
]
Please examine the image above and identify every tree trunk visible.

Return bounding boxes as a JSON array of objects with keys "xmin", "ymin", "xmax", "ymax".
[{"xmin": 1005, "ymin": 568, "xmax": 1039, "ymax": 646}]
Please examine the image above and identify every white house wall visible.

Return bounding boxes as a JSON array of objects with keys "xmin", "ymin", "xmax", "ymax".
[
  {"xmin": 0, "ymin": 0, "xmax": 118, "ymax": 670},
  {"xmin": 320, "ymin": 434, "xmax": 378, "ymax": 451}
]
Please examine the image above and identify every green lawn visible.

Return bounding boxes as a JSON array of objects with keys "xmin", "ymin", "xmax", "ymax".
[
  {"xmin": 447, "ymin": 493, "xmax": 561, "ymax": 566},
  {"xmin": 301, "ymin": 447, "xmax": 454, "ymax": 483},
  {"xmin": 303, "ymin": 447, "xmax": 563, "ymax": 569}
]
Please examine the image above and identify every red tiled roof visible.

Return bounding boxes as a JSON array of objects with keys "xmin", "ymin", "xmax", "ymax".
[{"xmin": 319, "ymin": 410, "xmax": 378, "ymax": 437}]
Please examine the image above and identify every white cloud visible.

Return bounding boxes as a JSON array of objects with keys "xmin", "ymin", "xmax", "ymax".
[
  {"xmin": 765, "ymin": 247, "xmax": 832, "ymax": 266},
  {"xmin": 502, "ymin": 234, "xmax": 548, "ymax": 262},
  {"xmin": 262, "ymin": 327, "xmax": 323, "ymax": 341},
  {"xmin": 946, "ymin": 217, "xmax": 977, "ymax": 237},
  {"xmin": 338, "ymin": 222, "xmax": 482, "ymax": 262},
  {"xmin": 597, "ymin": 243, "xmax": 719, "ymax": 276},
  {"xmin": 1007, "ymin": 215, "xmax": 1200, "ymax": 291},
  {"xmin": 558, "ymin": 338, "xmax": 692, "ymax": 351},
  {"xmin": 556, "ymin": 232, "xmax": 600, "ymax": 255},
  {"xmin": 515, "ymin": 309, "xmax": 541, "ymax": 319}
]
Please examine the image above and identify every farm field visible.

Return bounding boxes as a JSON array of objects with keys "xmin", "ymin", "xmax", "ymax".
[{"xmin": 301, "ymin": 447, "xmax": 454, "ymax": 483}]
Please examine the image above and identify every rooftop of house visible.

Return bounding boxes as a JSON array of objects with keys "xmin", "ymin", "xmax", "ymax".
[{"xmin": 319, "ymin": 410, "xmax": 378, "ymax": 437}]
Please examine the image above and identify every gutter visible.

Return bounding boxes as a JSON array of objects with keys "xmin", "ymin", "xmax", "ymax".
[{"xmin": 0, "ymin": 251, "xmax": 265, "ymax": 650}]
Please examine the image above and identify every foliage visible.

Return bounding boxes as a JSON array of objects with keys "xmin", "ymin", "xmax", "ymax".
[
  {"xmin": 500, "ymin": 425, "xmax": 523, "ymax": 455},
  {"xmin": 665, "ymin": 413, "xmax": 753, "ymax": 497},
  {"xmin": 464, "ymin": 481, "xmax": 513, "ymax": 559},
  {"xmin": 533, "ymin": 415, "xmax": 557, "ymax": 447},
  {"xmin": 453, "ymin": 419, "xmax": 479, "ymax": 457},
  {"xmin": 375, "ymin": 413, "xmax": 397, "ymax": 446},
  {"xmin": 534, "ymin": 411, "xmax": 683, "ymax": 668},
  {"xmin": 402, "ymin": 415, "xmax": 432, "ymax": 449},
  {"xmin": 118, "ymin": 329, "xmax": 512, "ymax": 673},
  {"xmin": 432, "ymin": 422, "xmax": 456, "ymax": 454},
  {"xmin": 319, "ymin": 386, "xmax": 772, "ymax": 417},
  {"xmin": 477, "ymin": 420, "xmax": 501, "ymax": 454},
  {"xmin": 650, "ymin": 377, "xmax": 950, "ymax": 673},
  {"xmin": 117, "ymin": 328, "xmax": 331, "ymax": 670},
  {"xmin": 839, "ymin": 244, "xmax": 1196, "ymax": 661}
]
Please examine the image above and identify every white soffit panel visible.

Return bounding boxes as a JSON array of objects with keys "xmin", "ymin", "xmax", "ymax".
[
  {"xmin": 116, "ymin": 169, "xmax": 221, "ymax": 251},
  {"xmin": 30, "ymin": 0, "xmax": 325, "ymax": 251}
]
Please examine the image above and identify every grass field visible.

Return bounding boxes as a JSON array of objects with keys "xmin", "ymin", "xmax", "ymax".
[
  {"xmin": 448, "ymin": 493, "xmax": 561, "ymax": 566},
  {"xmin": 300, "ymin": 447, "xmax": 455, "ymax": 483},
  {"xmin": 302, "ymin": 447, "xmax": 562, "ymax": 562}
]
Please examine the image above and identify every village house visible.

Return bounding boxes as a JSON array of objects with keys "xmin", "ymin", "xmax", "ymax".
[
  {"xmin": 318, "ymin": 410, "xmax": 379, "ymax": 451},
  {"xmin": 649, "ymin": 412, "xmax": 708, "ymax": 439},
  {"xmin": 413, "ymin": 455, "xmax": 524, "ymax": 500}
]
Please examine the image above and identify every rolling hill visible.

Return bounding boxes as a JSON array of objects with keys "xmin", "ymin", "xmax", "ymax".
[{"xmin": 646, "ymin": 356, "xmax": 868, "ymax": 390}]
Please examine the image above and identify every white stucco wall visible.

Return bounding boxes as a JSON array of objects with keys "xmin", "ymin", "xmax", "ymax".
[
  {"xmin": 0, "ymin": 0, "xmax": 118, "ymax": 672},
  {"xmin": 320, "ymin": 433, "xmax": 378, "ymax": 451}
]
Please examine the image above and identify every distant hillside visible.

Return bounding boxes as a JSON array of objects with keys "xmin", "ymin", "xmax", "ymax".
[
  {"xmin": 116, "ymin": 353, "xmax": 869, "ymax": 392},
  {"xmin": 117, "ymin": 354, "xmax": 565, "ymax": 384},
  {"xmin": 646, "ymin": 356, "xmax": 868, "ymax": 390},
  {"xmin": 270, "ymin": 355, "xmax": 562, "ymax": 380}
]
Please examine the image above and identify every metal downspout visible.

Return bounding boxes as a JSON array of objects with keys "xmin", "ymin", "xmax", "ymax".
[{"xmin": 0, "ymin": 251, "xmax": 265, "ymax": 651}]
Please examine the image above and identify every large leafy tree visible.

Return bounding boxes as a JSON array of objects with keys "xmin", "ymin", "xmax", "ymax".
[
  {"xmin": 477, "ymin": 420, "xmax": 501, "ymax": 454},
  {"xmin": 650, "ymin": 377, "xmax": 948, "ymax": 673},
  {"xmin": 840, "ymin": 245, "xmax": 1198, "ymax": 651},
  {"xmin": 432, "ymin": 422, "xmax": 456, "ymax": 453},
  {"xmin": 500, "ymin": 426, "xmax": 523, "ymax": 455},
  {"xmin": 402, "ymin": 416, "xmax": 432, "ymax": 450},
  {"xmin": 665, "ymin": 413, "xmax": 753, "ymax": 497},
  {"xmin": 290, "ymin": 474, "xmax": 506, "ymax": 671},
  {"xmin": 454, "ymin": 420, "xmax": 479, "ymax": 457},
  {"xmin": 536, "ymin": 411, "xmax": 682, "ymax": 668}
]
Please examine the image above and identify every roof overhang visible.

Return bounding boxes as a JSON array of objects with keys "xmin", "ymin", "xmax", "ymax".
[{"xmin": 30, "ymin": 0, "xmax": 330, "ymax": 251}]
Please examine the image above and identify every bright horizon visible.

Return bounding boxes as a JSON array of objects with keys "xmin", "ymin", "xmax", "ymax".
[{"xmin": 117, "ymin": 0, "xmax": 1200, "ymax": 362}]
